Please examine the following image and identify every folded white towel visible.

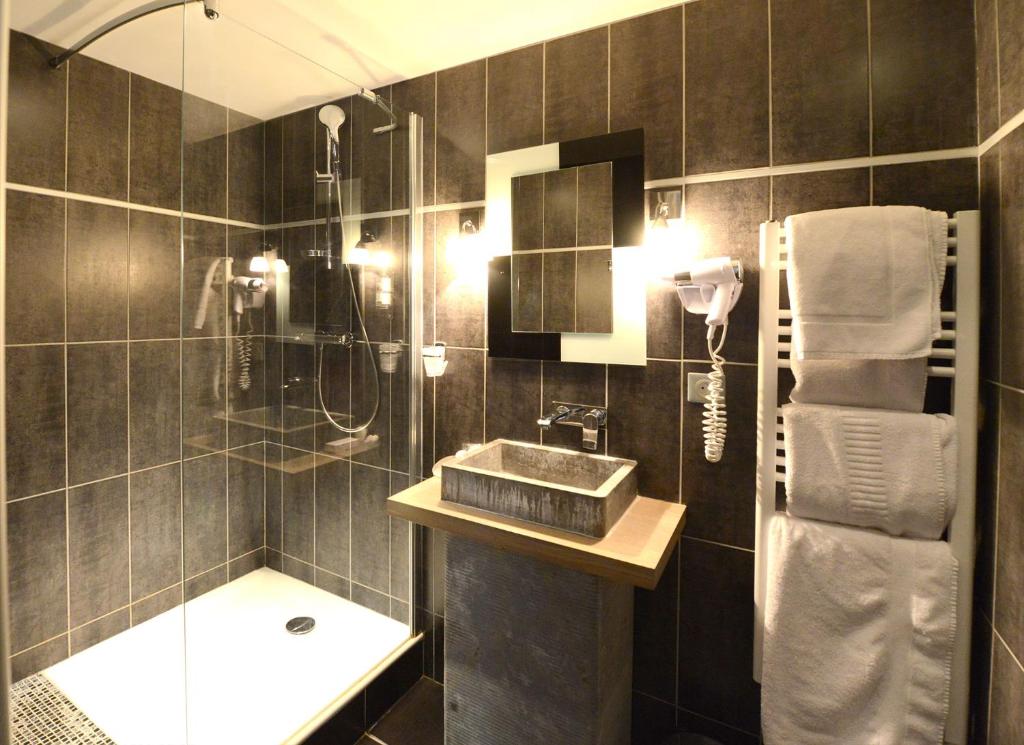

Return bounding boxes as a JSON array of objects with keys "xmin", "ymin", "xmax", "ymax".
[
  {"xmin": 786, "ymin": 206, "xmax": 948, "ymax": 360},
  {"xmin": 783, "ymin": 403, "xmax": 956, "ymax": 538},
  {"xmin": 763, "ymin": 515, "xmax": 957, "ymax": 745},
  {"xmin": 790, "ymin": 357, "xmax": 928, "ymax": 412}
]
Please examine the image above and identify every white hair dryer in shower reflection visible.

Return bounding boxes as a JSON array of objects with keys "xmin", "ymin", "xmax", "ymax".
[
  {"xmin": 674, "ymin": 257, "xmax": 743, "ymax": 464},
  {"xmin": 230, "ymin": 276, "xmax": 267, "ymax": 316}
]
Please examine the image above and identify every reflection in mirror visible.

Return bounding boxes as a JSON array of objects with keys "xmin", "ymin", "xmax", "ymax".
[{"xmin": 510, "ymin": 162, "xmax": 614, "ymax": 333}]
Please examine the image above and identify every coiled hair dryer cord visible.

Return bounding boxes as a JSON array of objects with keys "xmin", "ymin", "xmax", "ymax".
[{"xmin": 703, "ymin": 324, "xmax": 729, "ymax": 463}]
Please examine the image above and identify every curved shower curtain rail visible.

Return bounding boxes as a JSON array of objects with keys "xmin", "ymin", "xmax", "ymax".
[{"xmin": 49, "ymin": 0, "xmax": 220, "ymax": 69}]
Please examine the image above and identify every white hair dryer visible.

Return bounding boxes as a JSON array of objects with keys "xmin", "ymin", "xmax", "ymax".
[
  {"xmin": 674, "ymin": 257, "xmax": 743, "ymax": 463},
  {"xmin": 673, "ymin": 257, "xmax": 743, "ymax": 334}
]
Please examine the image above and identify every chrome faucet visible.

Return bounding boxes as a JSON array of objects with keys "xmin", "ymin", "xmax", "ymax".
[
  {"xmin": 538, "ymin": 405, "xmax": 585, "ymax": 429},
  {"xmin": 537, "ymin": 403, "xmax": 608, "ymax": 451}
]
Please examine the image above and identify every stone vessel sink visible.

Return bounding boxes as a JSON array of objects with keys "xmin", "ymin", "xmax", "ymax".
[{"xmin": 440, "ymin": 439, "xmax": 637, "ymax": 537}]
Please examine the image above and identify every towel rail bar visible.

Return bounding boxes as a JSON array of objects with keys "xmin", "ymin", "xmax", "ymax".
[
  {"xmin": 754, "ymin": 211, "xmax": 980, "ymax": 745},
  {"xmin": 776, "ymin": 256, "xmax": 957, "ymax": 267},
  {"xmin": 777, "ymin": 342, "xmax": 955, "ymax": 359},
  {"xmin": 777, "ymin": 310, "xmax": 958, "ymax": 321},
  {"xmin": 776, "ymin": 327, "xmax": 956, "ymax": 340}
]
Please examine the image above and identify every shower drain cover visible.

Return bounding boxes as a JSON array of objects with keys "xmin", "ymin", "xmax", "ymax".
[{"xmin": 286, "ymin": 616, "xmax": 316, "ymax": 635}]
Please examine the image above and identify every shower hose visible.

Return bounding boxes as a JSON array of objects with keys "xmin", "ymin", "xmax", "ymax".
[{"xmin": 315, "ymin": 165, "xmax": 380, "ymax": 434}]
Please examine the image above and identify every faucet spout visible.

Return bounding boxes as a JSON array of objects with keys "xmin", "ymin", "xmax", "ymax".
[{"xmin": 538, "ymin": 405, "xmax": 584, "ymax": 429}]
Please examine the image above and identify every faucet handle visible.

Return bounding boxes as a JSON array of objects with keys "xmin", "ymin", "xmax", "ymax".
[{"xmin": 581, "ymin": 408, "xmax": 608, "ymax": 451}]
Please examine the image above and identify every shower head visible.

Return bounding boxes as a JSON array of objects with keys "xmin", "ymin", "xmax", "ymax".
[{"xmin": 318, "ymin": 105, "xmax": 346, "ymax": 145}]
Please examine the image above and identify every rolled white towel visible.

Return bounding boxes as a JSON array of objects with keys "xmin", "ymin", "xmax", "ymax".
[
  {"xmin": 783, "ymin": 403, "xmax": 957, "ymax": 539},
  {"xmin": 763, "ymin": 514, "xmax": 957, "ymax": 745}
]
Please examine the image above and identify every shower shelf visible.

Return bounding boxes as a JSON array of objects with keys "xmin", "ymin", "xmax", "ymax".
[
  {"xmin": 184, "ymin": 436, "xmax": 379, "ymax": 475},
  {"xmin": 214, "ymin": 405, "xmax": 352, "ymax": 434}
]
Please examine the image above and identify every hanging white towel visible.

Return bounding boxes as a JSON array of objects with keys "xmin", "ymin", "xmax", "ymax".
[
  {"xmin": 786, "ymin": 206, "xmax": 947, "ymax": 360},
  {"xmin": 790, "ymin": 357, "xmax": 928, "ymax": 412},
  {"xmin": 763, "ymin": 514, "xmax": 957, "ymax": 745},
  {"xmin": 782, "ymin": 403, "xmax": 957, "ymax": 538}
]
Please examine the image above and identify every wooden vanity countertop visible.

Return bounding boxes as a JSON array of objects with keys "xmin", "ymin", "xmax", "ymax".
[{"xmin": 387, "ymin": 477, "xmax": 685, "ymax": 589}]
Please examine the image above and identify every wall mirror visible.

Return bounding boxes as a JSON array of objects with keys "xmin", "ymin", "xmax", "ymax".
[
  {"xmin": 511, "ymin": 162, "xmax": 613, "ymax": 333},
  {"xmin": 486, "ymin": 129, "xmax": 647, "ymax": 366}
]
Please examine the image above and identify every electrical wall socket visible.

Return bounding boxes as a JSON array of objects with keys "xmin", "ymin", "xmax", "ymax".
[{"xmin": 687, "ymin": 372, "xmax": 712, "ymax": 404}]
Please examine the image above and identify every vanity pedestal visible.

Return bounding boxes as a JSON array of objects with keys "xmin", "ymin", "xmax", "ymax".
[
  {"xmin": 446, "ymin": 535, "xmax": 632, "ymax": 745},
  {"xmin": 389, "ymin": 477, "xmax": 685, "ymax": 745}
]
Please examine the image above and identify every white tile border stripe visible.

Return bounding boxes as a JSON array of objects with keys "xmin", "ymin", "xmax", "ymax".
[
  {"xmin": 4, "ymin": 183, "xmax": 264, "ymax": 231},
  {"xmin": 979, "ymin": 105, "xmax": 1024, "ymax": 156},
  {"xmin": 645, "ymin": 146, "xmax": 979, "ymax": 188}
]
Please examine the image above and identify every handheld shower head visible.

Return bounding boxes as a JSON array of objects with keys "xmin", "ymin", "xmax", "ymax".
[{"xmin": 318, "ymin": 105, "xmax": 346, "ymax": 144}]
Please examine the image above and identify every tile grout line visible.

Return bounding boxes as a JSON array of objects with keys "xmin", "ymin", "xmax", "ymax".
[
  {"xmin": 866, "ymin": 0, "xmax": 874, "ymax": 160},
  {"xmin": 62, "ymin": 58, "xmax": 72, "ymax": 656},
  {"xmin": 866, "ymin": 0, "xmax": 874, "ymax": 204},
  {"xmin": 767, "ymin": 0, "xmax": 774, "ymax": 170},
  {"xmin": 126, "ymin": 69, "xmax": 134, "ymax": 629},
  {"xmin": 984, "ymin": 380, "xmax": 1001, "ymax": 739},
  {"xmin": 993, "ymin": 0, "xmax": 1002, "ymax": 139}
]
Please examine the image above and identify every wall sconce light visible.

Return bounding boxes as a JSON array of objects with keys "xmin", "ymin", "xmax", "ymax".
[
  {"xmin": 645, "ymin": 188, "xmax": 704, "ymax": 280},
  {"xmin": 348, "ymin": 228, "xmax": 377, "ymax": 266},
  {"xmin": 651, "ymin": 190, "xmax": 682, "ymax": 229},
  {"xmin": 347, "ymin": 227, "xmax": 394, "ymax": 271},
  {"xmin": 446, "ymin": 209, "xmax": 488, "ymax": 286},
  {"xmin": 376, "ymin": 274, "xmax": 393, "ymax": 309}
]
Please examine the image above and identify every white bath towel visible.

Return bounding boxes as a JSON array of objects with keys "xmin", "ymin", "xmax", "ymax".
[
  {"xmin": 783, "ymin": 403, "xmax": 956, "ymax": 539},
  {"xmin": 763, "ymin": 515, "xmax": 958, "ymax": 745},
  {"xmin": 790, "ymin": 357, "xmax": 928, "ymax": 411},
  {"xmin": 786, "ymin": 206, "xmax": 948, "ymax": 360}
]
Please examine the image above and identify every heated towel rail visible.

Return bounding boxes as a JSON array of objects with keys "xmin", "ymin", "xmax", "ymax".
[{"xmin": 753, "ymin": 211, "xmax": 980, "ymax": 745}]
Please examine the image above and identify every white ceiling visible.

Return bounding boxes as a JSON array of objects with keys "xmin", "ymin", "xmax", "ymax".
[{"xmin": 12, "ymin": 0, "xmax": 685, "ymax": 120}]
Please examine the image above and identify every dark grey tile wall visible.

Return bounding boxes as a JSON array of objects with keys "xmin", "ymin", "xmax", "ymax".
[
  {"xmin": 686, "ymin": 0, "xmax": 769, "ymax": 174},
  {"xmin": 972, "ymin": 3, "xmax": 1024, "ymax": 739},
  {"xmin": 66, "ymin": 202, "xmax": 129, "ymax": 342},
  {"xmin": 396, "ymin": 3, "xmax": 982, "ymax": 740},
  {"xmin": 130, "ymin": 74, "xmax": 182, "ymax": 211},
  {"xmin": 5, "ymin": 192, "xmax": 65, "ymax": 345},
  {"xmin": 998, "ymin": 0, "xmax": 1024, "ymax": 125},
  {"xmin": 610, "ymin": 7, "xmax": 683, "ymax": 180},
  {"xmin": 487, "ymin": 46, "xmax": 544, "ymax": 155},
  {"xmin": 7, "ymin": 32, "xmax": 66, "ymax": 190},
  {"xmin": 437, "ymin": 62, "xmax": 486, "ymax": 204},
  {"xmin": 870, "ymin": 0, "xmax": 976, "ymax": 154},
  {"xmin": 68, "ymin": 56, "xmax": 129, "ymax": 201},
  {"xmin": 4, "ymin": 37, "xmax": 267, "ymax": 682},
  {"xmin": 770, "ymin": 0, "xmax": 869, "ymax": 164},
  {"xmin": 66, "ymin": 343, "xmax": 128, "ymax": 485}
]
